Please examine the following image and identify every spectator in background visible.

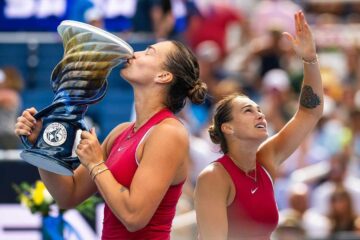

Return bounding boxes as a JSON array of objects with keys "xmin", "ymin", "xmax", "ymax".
[
  {"xmin": 171, "ymin": 0, "xmax": 202, "ymax": 42},
  {"xmin": 272, "ymin": 211, "xmax": 305, "ymax": 240},
  {"xmin": 349, "ymin": 109, "xmax": 360, "ymax": 177},
  {"xmin": 0, "ymin": 66, "xmax": 23, "ymax": 149},
  {"xmin": 327, "ymin": 186, "xmax": 360, "ymax": 238},
  {"xmin": 244, "ymin": 29, "xmax": 287, "ymax": 78},
  {"xmin": 311, "ymin": 151, "xmax": 360, "ymax": 216},
  {"xmin": 67, "ymin": 0, "xmax": 94, "ymax": 23},
  {"xmin": 132, "ymin": 0, "xmax": 175, "ymax": 40},
  {"xmin": 188, "ymin": 40, "xmax": 222, "ymax": 134},
  {"xmin": 213, "ymin": 78, "xmax": 243, "ymax": 104},
  {"xmin": 186, "ymin": 2, "xmax": 243, "ymax": 61},
  {"xmin": 250, "ymin": 0, "xmax": 300, "ymax": 38},
  {"xmin": 240, "ymin": 27, "xmax": 296, "ymax": 96},
  {"xmin": 84, "ymin": 7, "xmax": 105, "ymax": 29},
  {"xmin": 260, "ymin": 68, "xmax": 296, "ymax": 134},
  {"xmin": 279, "ymin": 182, "xmax": 330, "ymax": 239}
]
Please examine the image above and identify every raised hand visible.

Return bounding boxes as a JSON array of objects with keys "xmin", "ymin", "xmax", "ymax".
[
  {"xmin": 283, "ymin": 11, "xmax": 317, "ymax": 62},
  {"xmin": 14, "ymin": 107, "xmax": 43, "ymax": 144}
]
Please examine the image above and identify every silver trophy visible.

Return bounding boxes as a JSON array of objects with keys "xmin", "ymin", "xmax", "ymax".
[{"xmin": 20, "ymin": 21, "xmax": 134, "ymax": 175}]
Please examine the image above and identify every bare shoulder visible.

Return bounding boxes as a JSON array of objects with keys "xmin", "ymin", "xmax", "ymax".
[
  {"xmin": 135, "ymin": 117, "xmax": 189, "ymax": 185},
  {"xmin": 103, "ymin": 122, "xmax": 132, "ymax": 157},
  {"xmin": 197, "ymin": 162, "xmax": 230, "ymax": 188},
  {"xmin": 195, "ymin": 162, "xmax": 231, "ymax": 203},
  {"xmin": 140, "ymin": 118, "xmax": 189, "ymax": 165},
  {"xmin": 149, "ymin": 118, "xmax": 189, "ymax": 143}
]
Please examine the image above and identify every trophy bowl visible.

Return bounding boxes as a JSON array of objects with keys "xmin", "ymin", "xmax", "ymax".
[{"xmin": 20, "ymin": 21, "xmax": 134, "ymax": 176}]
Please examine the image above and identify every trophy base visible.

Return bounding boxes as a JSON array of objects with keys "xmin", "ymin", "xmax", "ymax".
[{"xmin": 21, "ymin": 149, "xmax": 74, "ymax": 176}]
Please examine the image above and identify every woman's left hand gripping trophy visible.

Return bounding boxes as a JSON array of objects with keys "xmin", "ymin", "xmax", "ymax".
[{"xmin": 16, "ymin": 21, "xmax": 134, "ymax": 175}]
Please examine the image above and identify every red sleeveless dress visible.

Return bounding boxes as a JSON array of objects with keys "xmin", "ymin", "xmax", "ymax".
[
  {"xmin": 216, "ymin": 155, "xmax": 279, "ymax": 240},
  {"xmin": 102, "ymin": 108, "xmax": 184, "ymax": 240}
]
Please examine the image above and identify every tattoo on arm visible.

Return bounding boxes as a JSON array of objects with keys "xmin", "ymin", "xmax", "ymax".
[
  {"xmin": 300, "ymin": 85, "xmax": 320, "ymax": 109},
  {"xmin": 120, "ymin": 186, "xmax": 128, "ymax": 193}
]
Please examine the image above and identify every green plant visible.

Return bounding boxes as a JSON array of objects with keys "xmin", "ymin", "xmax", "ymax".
[
  {"xmin": 13, "ymin": 180, "xmax": 103, "ymax": 220},
  {"xmin": 76, "ymin": 195, "xmax": 103, "ymax": 220},
  {"xmin": 12, "ymin": 180, "xmax": 54, "ymax": 216}
]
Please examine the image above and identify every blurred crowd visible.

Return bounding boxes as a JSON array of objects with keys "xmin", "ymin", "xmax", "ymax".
[{"xmin": 2, "ymin": 0, "xmax": 360, "ymax": 239}]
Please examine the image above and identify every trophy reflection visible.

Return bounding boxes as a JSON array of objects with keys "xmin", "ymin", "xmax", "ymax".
[{"xmin": 20, "ymin": 21, "xmax": 134, "ymax": 175}]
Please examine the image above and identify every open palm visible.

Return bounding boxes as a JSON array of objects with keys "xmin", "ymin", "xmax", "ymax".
[{"xmin": 283, "ymin": 11, "xmax": 317, "ymax": 61}]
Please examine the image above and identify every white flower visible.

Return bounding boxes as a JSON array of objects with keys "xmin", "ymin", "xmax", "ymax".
[{"xmin": 43, "ymin": 188, "xmax": 53, "ymax": 204}]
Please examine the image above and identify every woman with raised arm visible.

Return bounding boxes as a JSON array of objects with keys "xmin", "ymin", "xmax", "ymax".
[
  {"xmin": 195, "ymin": 11, "xmax": 323, "ymax": 240},
  {"xmin": 15, "ymin": 40, "xmax": 207, "ymax": 239}
]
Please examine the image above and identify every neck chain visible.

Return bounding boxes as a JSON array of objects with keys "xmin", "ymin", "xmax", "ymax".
[
  {"xmin": 245, "ymin": 169, "xmax": 257, "ymax": 182},
  {"xmin": 126, "ymin": 124, "xmax": 137, "ymax": 140},
  {"xmin": 126, "ymin": 108, "xmax": 163, "ymax": 140},
  {"xmin": 228, "ymin": 155, "xmax": 257, "ymax": 182}
]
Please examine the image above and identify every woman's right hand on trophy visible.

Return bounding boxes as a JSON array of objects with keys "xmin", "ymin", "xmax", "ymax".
[{"xmin": 14, "ymin": 107, "xmax": 43, "ymax": 144}]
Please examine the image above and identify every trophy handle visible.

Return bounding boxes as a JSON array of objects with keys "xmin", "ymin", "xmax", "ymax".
[
  {"xmin": 20, "ymin": 103, "xmax": 62, "ymax": 149},
  {"xmin": 20, "ymin": 134, "xmax": 34, "ymax": 149},
  {"xmin": 19, "ymin": 101, "xmax": 82, "ymax": 149},
  {"xmin": 19, "ymin": 82, "xmax": 107, "ymax": 149}
]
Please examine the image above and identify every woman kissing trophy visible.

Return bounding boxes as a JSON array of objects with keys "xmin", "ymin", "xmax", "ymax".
[{"xmin": 20, "ymin": 21, "xmax": 134, "ymax": 175}]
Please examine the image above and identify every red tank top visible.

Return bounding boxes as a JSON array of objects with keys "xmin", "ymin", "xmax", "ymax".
[
  {"xmin": 102, "ymin": 108, "xmax": 184, "ymax": 240},
  {"xmin": 216, "ymin": 155, "xmax": 279, "ymax": 240}
]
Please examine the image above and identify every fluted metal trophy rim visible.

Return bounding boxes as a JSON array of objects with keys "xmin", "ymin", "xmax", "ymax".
[
  {"xmin": 57, "ymin": 20, "xmax": 134, "ymax": 55},
  {"xmin": 20, "ymin": 20, "xmax": 134, "ymax": 175}
]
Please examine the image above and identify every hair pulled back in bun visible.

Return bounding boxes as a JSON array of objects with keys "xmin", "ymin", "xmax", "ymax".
[{"xmin": 163, "ymin": 40, "xmax": 207, "ymax": 113}]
